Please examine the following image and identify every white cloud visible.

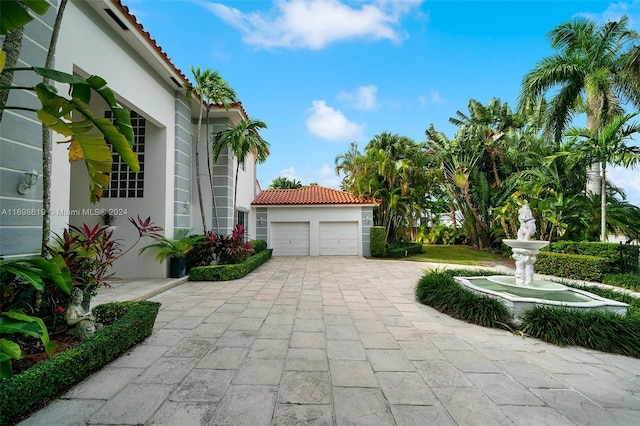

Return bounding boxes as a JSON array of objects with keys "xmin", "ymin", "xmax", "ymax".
[
  {"xmin": 418, "ymin": 90, "xmax": 444, "ymax": 106},
  {"xmin": 305, "ymin": 100, "xmax": 365, "ymax": 141},
  {"xmin": 608, "ymin": 166, "xmax": 640, "ymax": 207},
  {"xmin": 279, "ymin": 163, "xmax": 342, "ymax": 188},
  {"xmin": 575, "ymin": 1, "xmax": 640, "ymax": 27},
  {"xmin": 202, "ymin": 0, "xmax": 421, "ymax": 49},
  {"xmin": 337, "ymin": 85, "xmax": 379, "ymax": 110}
]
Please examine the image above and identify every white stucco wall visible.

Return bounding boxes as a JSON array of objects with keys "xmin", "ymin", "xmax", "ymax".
[
  {"xmin": 262, "ymin": 206, "xmax": 364, "ymax": 256},
  {"xmin": 50, "ymin": 0, "xmax": 180, "ymax": 278}
]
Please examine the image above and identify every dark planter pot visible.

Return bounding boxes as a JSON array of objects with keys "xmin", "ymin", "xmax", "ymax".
[{"xmin": 169, "ymin": 256, "xmax": 187, "ymax": 278}]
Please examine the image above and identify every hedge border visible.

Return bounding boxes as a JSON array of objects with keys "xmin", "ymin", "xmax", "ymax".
[
  {"xmin": 0, "ymin": 301, "xmax": 160, "ymax": 426},
  {"xmin": 188, "ymin": 249, "xmax": 273, "ymax": 281},
  {"xmin": 535, "ymin": 251, "xmax": 608, "ymax": 282}
]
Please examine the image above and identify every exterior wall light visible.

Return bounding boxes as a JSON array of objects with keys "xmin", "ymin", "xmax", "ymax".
[
  {"xmin": 258, "ymin": 217, "xmax": 265, "ymax": 225},
  {"xmin": 17, "ymin": 170, "xmax": 39, "ymax": 195}
]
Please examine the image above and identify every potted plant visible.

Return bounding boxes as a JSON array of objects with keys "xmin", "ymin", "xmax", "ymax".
[{"xmin": 139, "ymin": 230, "xmax": 202, "ymax": 278}]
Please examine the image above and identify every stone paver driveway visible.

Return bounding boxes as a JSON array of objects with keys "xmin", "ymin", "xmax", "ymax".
[{"xmin": 22, "ymin": 257, "xmax": 640, "ymax": 425}]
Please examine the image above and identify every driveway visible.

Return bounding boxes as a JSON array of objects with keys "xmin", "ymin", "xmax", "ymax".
[{"xmin": 21, "ymin": 257, "xmax": 640, "ymax": 425}]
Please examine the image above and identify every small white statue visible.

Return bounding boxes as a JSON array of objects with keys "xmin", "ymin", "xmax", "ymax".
[
  {"xmin": 65, "ymin": 288, "xmax": 102, "ymax": 339},
  {"xmin": 517, "ymin": 204, "xmax": 536, "ymax": 241}
]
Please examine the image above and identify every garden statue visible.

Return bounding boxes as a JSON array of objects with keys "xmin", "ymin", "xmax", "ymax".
[
  {"xmin": 516, "ymin": 203, "xmax": 536, "ymax": 241},
  {"xmin": 65, "ymin": 288, "xmax": 102, "ymax": 339}
]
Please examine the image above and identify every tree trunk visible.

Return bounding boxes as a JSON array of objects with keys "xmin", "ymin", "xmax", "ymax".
[
  {"xmin": 41, "ymin": 0, "xmax": 68, "ymax": 255},
  {"xmin": 601, "ymin": 165, "xmax": 607, "ymax": 242},
  {"xmin": 585, "ymin": 102, "xmax": 601, "ymax": 196},
  {"xmin": 195, "ymin": 105, "xmax": 207, "ymax": 232},
  {"xmin": 0, "ymin": 27, "xmax": 25, "ymax": 123}
]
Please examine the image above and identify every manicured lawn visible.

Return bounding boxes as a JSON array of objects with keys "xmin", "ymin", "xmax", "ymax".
[{"xmin": 403, "ymin": 244, "xmax": 510, "ymax": 266}]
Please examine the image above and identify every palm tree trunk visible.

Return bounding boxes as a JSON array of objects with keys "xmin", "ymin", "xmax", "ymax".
[
  {"xmin": 41, "ymin": 0, "xmax": 68, "ymax": 256},
  {"xmin": 601, "ymin": 165, "xmax": 607, "ymax": 242},
  {"xmin": 0, "ymin": 27, "xmax": 25, "ymax": 123},
  {"xmin": 195, "ymin": 106, "xmax": 207, "ymax": 232}
]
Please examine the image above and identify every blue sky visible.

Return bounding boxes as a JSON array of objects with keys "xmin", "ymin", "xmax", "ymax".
[{"xmin": 127, "ymin": 0, "xmax": 640, "ymax": 206}]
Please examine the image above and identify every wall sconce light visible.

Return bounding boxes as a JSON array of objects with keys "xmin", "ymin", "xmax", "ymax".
[
  {"xmin": 258, "ymin": 217, "xmax": 265, "ymax": 225},
  {"xmin": 182, "ymin": 202, "xmax": 190, "ymax": 214},
  {"xmin": 364, "ymin": 217, "xmax": 372, "ymax": 225},
  {"xmin": 17, "ymin": 170, "xmax": 39, "ymax": 195}
]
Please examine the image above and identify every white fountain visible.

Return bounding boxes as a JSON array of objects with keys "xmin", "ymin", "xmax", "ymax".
[{"xmin": 455, "ymin": 203, "xmax": 628, "ymax": 323}]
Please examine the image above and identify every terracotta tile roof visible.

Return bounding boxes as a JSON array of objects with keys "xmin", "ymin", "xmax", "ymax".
[{"xmin": 252, "ymin": 186, "xmax": 378, "ymax": 206}]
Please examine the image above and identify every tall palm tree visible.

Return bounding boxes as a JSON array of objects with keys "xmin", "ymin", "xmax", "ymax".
[
  {"xmin": 186, "ymin": 67, "xmax": 237, "ymax": 232},
  {"xmin": 519, "ymin": 15, "xmax": 640, "ymax": 195},
  {"xmin": 565, "ymin": 112, "xmax": 640, "ymax": 241},
  {"xmin": 213, "ymin": 118, "xmax": 269, "ymax": 225}
]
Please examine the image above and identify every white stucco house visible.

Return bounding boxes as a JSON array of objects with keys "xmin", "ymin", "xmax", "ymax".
[
  {"xmin": 252, "ymin": 185, "xmax": 377, "ymax": 256},
  {"xmin": 0, "ymin": 0, "xmax": 262, "ymax": 278}
]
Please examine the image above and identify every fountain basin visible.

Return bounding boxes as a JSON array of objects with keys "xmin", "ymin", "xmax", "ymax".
[
  {"xmin": 502, "ymin": 239, "xmax": 549, "ymax": 251},
  {"xmin": 455, "ymin": 276, "xmax": 628, "ymax": 324}
]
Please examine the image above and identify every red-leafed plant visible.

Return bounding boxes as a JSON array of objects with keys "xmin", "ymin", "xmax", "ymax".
[
  {"xmin": 47, "ymin": 216, "xmax": 163, "ymax": 309},
  {"xmin": 187, "ymin": 224, "xmax": 254, "ymax": 268}
]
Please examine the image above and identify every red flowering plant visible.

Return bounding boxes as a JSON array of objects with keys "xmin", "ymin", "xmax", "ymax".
[
  {"xmin": 46, "ymin": 216, "xmax": 163, "ymax": 311},
  {"xmin": 187, "ymin": 224, "xmax": 254, "ymax": 268}
]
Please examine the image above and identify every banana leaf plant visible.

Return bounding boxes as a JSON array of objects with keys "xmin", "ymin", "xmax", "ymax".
[
  {"xmin": 0, "ymin": 254, "xmax": 72, "ymax": 379},
  {"xmin": 0, "ymin": 65, "xmax": 138, "ymax": 203},
  {"xmin": 0, "ymin": 0, "xmax": 50, "ymax": 35}
]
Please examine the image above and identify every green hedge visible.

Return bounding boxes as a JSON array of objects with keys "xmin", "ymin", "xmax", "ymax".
[
  {"xmin": 534, "ymin": 251, "xmax": 608, "ymax": 282},
  {"xmin": 250, "ymin": 239, "xmax": 267, "ymax": 253},
  {"xmin": 370, "ymin": 226, "xmax": 386, "ymax": 257},
  {"xmin": 549, "ymin": 241, "xmax": 620, "ymax": 273},
  {"xmin": 189, "ymin": 249, "xmax": 272, "ymax": 281},
  {"xmin": 388, "ymin": 242, "xmax": 423, "ymax": 258},
  {"xmin": 0, "ymin": 301, "xmax": 160, "ymax": 426}
]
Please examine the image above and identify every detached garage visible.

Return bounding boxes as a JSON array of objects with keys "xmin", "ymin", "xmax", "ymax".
[{"xmin": 252, "ymin": 185, "xmax": 377, "ymax": 256}]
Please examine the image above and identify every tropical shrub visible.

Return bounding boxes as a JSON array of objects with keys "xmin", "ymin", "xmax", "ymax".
[
  {"xmin": 48, "ymin": 216, "xmax": 162, "ymax": 307},
  {"xmin": 0, "ymin": 255, "xmax": 72, "ymax": 379},
  {"xmin": 370, "ymin": 226, "xmax": 386, "ymax": 257},
  {"xmin": 416, "ymin": 224, "xmax": 468, "ymax": 245},
  {"xmin": 187, "ymin": 225, "xmax": 254, "ymax": 269},
  {"xmin": 189, "ymin": 249, "xmax": 272, "ymax": 281},
  {"xmin": 534, "ymin": 252, "xmax": 607, "ymax": 282},
  {"xmin": 0, "ymin": 301, "xmax": 160, "ymax": 425}
]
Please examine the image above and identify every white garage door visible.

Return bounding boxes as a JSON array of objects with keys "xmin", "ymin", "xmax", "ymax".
[
  {"xmin": 319, "ymin": 222, "xmax": 359, "ymax": 255},
  {"xmin": 271, "ymin": 222, "xmax": 310, "ymax": 256}
]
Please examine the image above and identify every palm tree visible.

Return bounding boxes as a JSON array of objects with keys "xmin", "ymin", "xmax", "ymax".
[
  {"xmin": 269, "ymin": 177, "xmax": 302, "ymax": 189},
  {"xmin": 565, "ymin": 112, "xmax": 640, "ymax": 241},
  {"xmin": 213, "ymin": 118, "xmax": 270, "ymax": 225},
  {"xmin": 186, "ymin": 67, "xmax": 237, "ymax": 232},
  {"xmin": 519, "ymin": 15, "xmax": 640, "ymax": 195}
]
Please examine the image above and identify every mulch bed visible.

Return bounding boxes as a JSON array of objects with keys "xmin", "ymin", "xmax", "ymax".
[{"xmin": 12, "ymin": 333, "xmax": 82, "ymax": 375}]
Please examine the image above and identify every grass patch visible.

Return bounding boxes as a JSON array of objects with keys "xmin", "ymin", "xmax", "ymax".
[
  {"xmin": 404, "ymin": 245, "xmax": 508, "ymax": 265},
  {"xmin": 415, "ymin": 268, "xmax": 640, "ymax": 358}
]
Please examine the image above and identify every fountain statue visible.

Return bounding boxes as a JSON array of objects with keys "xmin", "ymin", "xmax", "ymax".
[
  {"xmin": 503, "ymin": 203, "xmax": 549, "ymax": 286},
  {"xmin": 453, "ymin": 202, "xmax": 628, "ymax": 322}
]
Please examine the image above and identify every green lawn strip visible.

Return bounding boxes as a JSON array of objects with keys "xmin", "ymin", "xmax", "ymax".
[{"xmin": 402, "ymin": 245, "xmax": 509, "ymax": 265}]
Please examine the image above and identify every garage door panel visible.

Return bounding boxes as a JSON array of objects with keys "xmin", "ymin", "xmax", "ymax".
[
  {"xmin": 320, "ymin": 222, "xmax": 358, "ymax": 256},
  {"xmin": 271, "ymin": 222, "xmax": 310, "ymax": 256}
]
